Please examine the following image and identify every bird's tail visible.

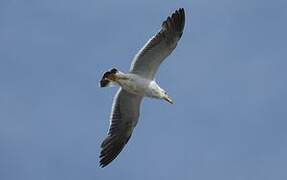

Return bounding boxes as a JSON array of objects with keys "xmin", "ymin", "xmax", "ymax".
[{"xmin": 99, "ymin": 68, "xmax": 119, "ymax": 87}]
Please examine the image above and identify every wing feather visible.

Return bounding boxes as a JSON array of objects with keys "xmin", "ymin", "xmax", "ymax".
[
  {"xmin": 99, "ymin": 89, "xmax": 142, "ymax": 167},
  {"xmin": 130, "ymin": 8, "xmax": 185, "ymax": 79}
]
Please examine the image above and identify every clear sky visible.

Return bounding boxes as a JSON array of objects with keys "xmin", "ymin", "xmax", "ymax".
[{"xmin": 1, "ymin": 0, "xmax": 287, "ymax": 179}]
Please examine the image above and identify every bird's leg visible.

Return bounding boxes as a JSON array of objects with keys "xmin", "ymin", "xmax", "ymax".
[{"xmin": 105, "ymin": 73, "xmax": 128, "ymax": 82}]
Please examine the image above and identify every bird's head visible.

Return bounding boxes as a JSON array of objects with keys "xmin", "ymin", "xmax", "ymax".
[
  {"xmin": 160, "ymin": 90, "xmax": 174, "ymax": 104},
  {"xmin": 149, "ymin": 81, "xmax": 173, "ymax": 104}
]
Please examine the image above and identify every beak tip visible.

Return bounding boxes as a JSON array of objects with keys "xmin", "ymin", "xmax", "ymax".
[{"xmin": 164, "ymin": 96, "xmax": 174, "ymax": 104}]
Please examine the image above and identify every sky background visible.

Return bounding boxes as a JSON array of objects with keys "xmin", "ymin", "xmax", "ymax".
[{"xmin": 1, "ymin": 0, "xmax": 287, "ymax": 179}]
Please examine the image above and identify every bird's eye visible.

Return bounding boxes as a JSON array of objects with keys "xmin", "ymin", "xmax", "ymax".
[{"xmin": 164, "ymin": 92, "xmax": 167, "ymax": 95}]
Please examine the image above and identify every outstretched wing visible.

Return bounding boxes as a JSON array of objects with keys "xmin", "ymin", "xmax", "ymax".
[
  {"xmin": 130, "ymin": 8, "xmax": 185, "ymax": 80},
  {"xmin": 99, "ymin": 89, "xmax": 143, "ymax": 167}
]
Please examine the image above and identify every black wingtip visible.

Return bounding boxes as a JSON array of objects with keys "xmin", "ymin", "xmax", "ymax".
[
  {"xmin": 174, "ymin": 8, "xmax": 185, "ymax": 33},
  {"xmin": 99, "ymin": 162, "xmax": 106, "ymax": 168},
  {"xmin": 161, "ymin": 8, "xmax": 185, "ymax": 39},
  {"xmin": 99, "ymin": 133, "xmax": 132, "ymax": 168}
]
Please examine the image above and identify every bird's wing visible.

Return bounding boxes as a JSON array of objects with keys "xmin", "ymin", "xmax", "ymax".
[
  {"xmin": 99, "ymin": 89, "xmax": 143, "ymax": 167},
  {"xmin": 130, "ymin": 8, "xmax": 185, "ymax": 80}
]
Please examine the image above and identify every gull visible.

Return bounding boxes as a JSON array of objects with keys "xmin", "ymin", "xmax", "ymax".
[{"xmin": 99, "ymin": 8, "xmax": 185, "ymax": 167}]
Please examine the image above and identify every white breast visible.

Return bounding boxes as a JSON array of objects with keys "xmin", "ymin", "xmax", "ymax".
[{"xmin": 117, "ymin": 73, "xmax": 150, "ymax": 96}]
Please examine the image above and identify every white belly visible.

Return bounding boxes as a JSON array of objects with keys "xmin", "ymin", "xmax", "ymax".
[{"xmin": 117, "ymin": 74, "xmax": 150, "ymax": 96}]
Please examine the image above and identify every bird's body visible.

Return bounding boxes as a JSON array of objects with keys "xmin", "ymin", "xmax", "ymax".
[
  {"xmin": 99, "ymin": 8, "xmax": 185, "ymax": 167},
  {"xmin": 114, "ymin": 72, "xmax": 151, "ymax": 96},
  {"xmin": 108, "ymin": 71, "xmax": 167, "ymax": 99}
]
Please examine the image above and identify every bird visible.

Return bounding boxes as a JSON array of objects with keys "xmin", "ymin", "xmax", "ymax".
[{"xmin": 99, "ymin": 8, "xmax": 185, "ymax": 168}]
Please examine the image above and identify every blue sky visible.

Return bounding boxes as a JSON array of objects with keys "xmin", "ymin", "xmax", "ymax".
[{"xmin": 1, "ymin": 0, "xmax": 287, "ymax": 179}]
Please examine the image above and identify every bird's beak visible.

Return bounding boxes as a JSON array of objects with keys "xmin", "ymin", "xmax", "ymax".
[{"xmin": 164, "ymin": 95, "xmax": 174, "ymax": 104}]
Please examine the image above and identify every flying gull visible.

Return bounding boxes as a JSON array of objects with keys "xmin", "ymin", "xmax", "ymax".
[{"xmin": 99, "ymin": 8, "xmax": 185, "ymax": 167}]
